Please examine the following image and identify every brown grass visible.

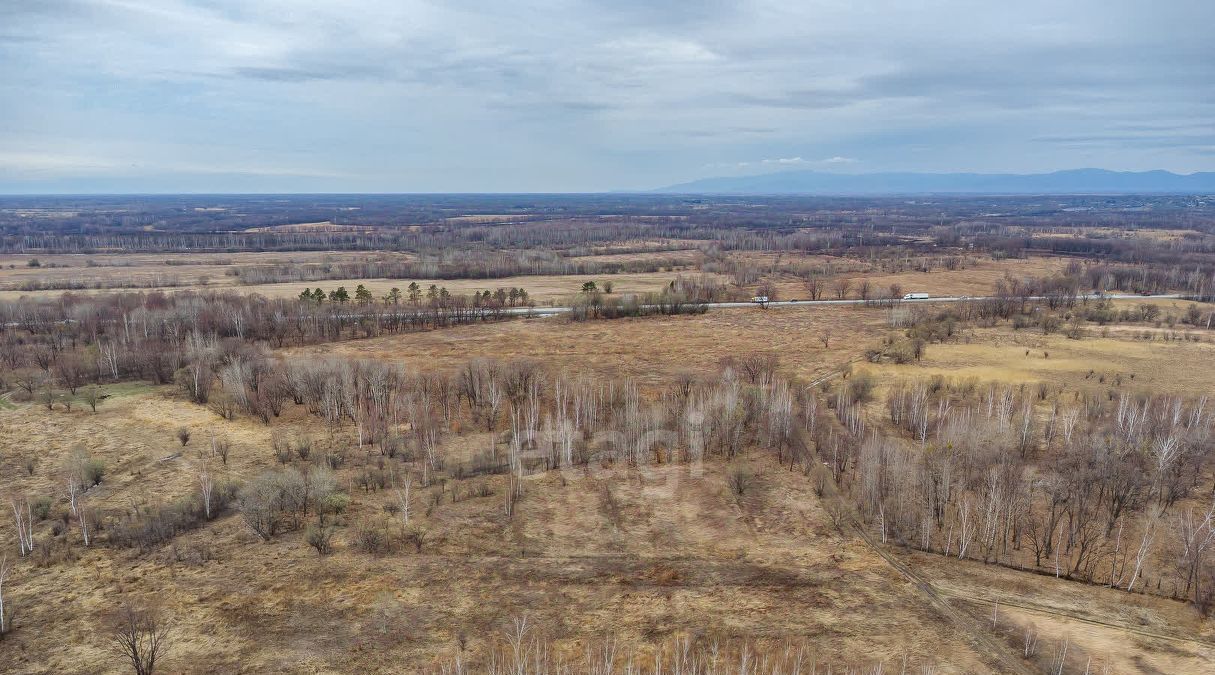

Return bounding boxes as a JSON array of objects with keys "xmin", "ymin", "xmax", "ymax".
[
  {"xmin": 217, "ymin": 271, "xmax": 727, "ymax": 305},
  {"xmin": 283, "ymin": 305, "xmax": 888, "ymax": 387},
  {"xmin": 767, "ymin": 256, "xmax": 1071, "ymax": 301},
  {"xmin": 861, "ymin": 327, "xmax": 1215, "ymax": 399},
  {"xmin": 0, "ymin": 251, "xmax": 413, "ymax": 297},
  {"xmin": 0, "ymin": 256, "xmax": 722, "ymax": 305},
  {"xmin": 909, "ymin": 549, "xmax": 1215, "ymax": 674}
]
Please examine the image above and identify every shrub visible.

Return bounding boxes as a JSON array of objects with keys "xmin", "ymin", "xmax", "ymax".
[
  {"xmin": 354, "ymin": 524, "xmax": 394, "ymax": 555},
  {"xmin": 31, "ymin": 496, "xmax": 53, "ymax": 521},
  {"xmin": 404, "ymin": 527, "xmax": 428, "ymax": 553},
  {"xmin": 271, "ymin": 434, "xmax": 292, "ymax": 464},
  {"xmin": 294, "ymin": 436, "xmax": 312, "ymax": 462},
  {"xmin": 890, "ymin": 344, "xmax": 915, "ymax": 364},
  {"xmin": 108, "ymin": 482, "xmax": 238, "ymax": 550},
  {"xmin": 238, "ymin": 468, "xmax": 342, "ymax": 541},
  {"xmin": 210, "ymin": 436, "xmax": 230, "ymax": 465},
  {"xmin": 238, "ymin": 469, "xmax": 303, "ymax": 540},
  {"xmin": 727, "ymin": 468, "xmax": 754, "ymax": 496},
  {"xmin": 324, "ymin": 450, "xmax": 346, "ymax": 470},
  {"xmin": 83, "ymin": 459, "xmax": 106, "ymax": 486},
  {"xmin": 306, "ymin": 524, "xmax": 336, "ymax": 555},
  {"xmin": 318, "ymin": 492, "xmax": 350, "ymax": 516},
  {"xmin": 846, "ymin": 373, "xmax": 876, "ymax": 403}
]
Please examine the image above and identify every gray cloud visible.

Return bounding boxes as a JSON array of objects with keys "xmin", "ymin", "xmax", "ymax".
[{"xmin": 1, "ymin": 0, "xmax": 1213, "ymax": 192}]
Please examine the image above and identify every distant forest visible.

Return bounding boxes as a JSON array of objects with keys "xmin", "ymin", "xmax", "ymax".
[{"xmin": 3, "ymin": 194, "xmax": 1214, "ymax": 256}]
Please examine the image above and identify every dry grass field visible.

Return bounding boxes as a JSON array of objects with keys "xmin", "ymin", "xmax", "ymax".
[
  {"xmin": 0, "ymin": 251, "xmax": 414, "ymax": 296},
  {"xmin": 0, "ymin": 271, "xmax": 726, "ymax": 304},
  {"xmin": 861, "ymin": 325, "xmax": 1215, "ymax": 399},
  {"xmin": 284, "ymin": 305, "xmax": 887, "ymax": 387},
  {"xmin": 834, "ymin": 256, "xmax": 1070, "ymax": 298},
  {"xmin": 908, "ymin": 550, "xmax": 1215, "ymax": 674},
  {"xmin": 1, "ymin": 250, "xmax": 1069, "ymax": 305},
  {"xmin": 208, "ymin": 271, "xmax": 729, "ymax": 306},
  {"xmin": 0, "ymin": 245, "xmax": 721, "ymax": 305},
  {"xmin": 766, "ymin": 256, "xmax": 1072, "ymax": 301},
  {"xmin": 0, "ymin": 387, "xmax": 1003, "ymax": 674}
]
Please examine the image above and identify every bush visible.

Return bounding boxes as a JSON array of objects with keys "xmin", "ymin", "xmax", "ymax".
[
  {"xmin": 846, "ymin": 373, "xmax": 876, "ymax": 403},
  {"xmin": 31, "ymin": 496, "xmax": 54, "ymax": 521},
  {"xmin": 294, "ymin": 436, "xmax": 312, "ymax": 462},
  {"xmin": 238, "ymin": 467, "xmax": 342, "ymax": 541},
  {"xmin": 727, "ymin": 468, "xmax": 754, "ymax": 496},
  {"xmin": 306, "ymin": 524, "xmax": 336, "ymax": 555},
  {"xmin": 109, "ymin": 481, "xmax": 238, "ymax": 549},
  {"xmin": 319, "ymin": 492, "xmax": 350, "ymax": 516},
  {"xmin": 890, "ymin": 343, "xmax": 916, "ymax": 364},
  {"xmin": 324, "ymin": 450, "xmax": 346, "ymax": 470},
  {"xmin": 83, "ymin": 459, "xmax": 106, "ymax": 486},
  {"xmin": 404, "ymin": 527, "xmax": 428, "ymax": 553},
  {"xmin": 271, "ymin": 433, "xmax": 292, "ymax": 464},
  {"xmin": 238, "ymin": 469, "xmax": 302, "ymax": 541},
  {"xmin": 354, "ymin": 524, "xmax": 394, "ymax": 555}
]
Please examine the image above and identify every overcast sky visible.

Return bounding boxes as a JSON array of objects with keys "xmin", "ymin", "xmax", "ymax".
[{"xmin": 1, "ymin": 0, "xmax": 1213, "ymax": 192}]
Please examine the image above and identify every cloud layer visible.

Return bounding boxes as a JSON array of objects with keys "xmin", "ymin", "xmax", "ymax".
[{"xmin": 1, "ymin": 1, "xmax": 1212, "ymax": 192}]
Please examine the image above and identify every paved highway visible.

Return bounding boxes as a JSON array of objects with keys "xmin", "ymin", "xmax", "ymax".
[{"xmin": 511, "ymin": 293, "xmax": 1184, "ymax": 316}]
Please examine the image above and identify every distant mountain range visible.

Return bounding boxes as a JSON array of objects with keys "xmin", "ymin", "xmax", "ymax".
[{"xmin": 654, "ymin": 169, "xmax": 1215, "ymax": 195}]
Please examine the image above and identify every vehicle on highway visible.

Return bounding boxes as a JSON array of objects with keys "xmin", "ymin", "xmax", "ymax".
[{"xmin": 902, "ymin": 292, "xmax": 930, "ymax": 300}]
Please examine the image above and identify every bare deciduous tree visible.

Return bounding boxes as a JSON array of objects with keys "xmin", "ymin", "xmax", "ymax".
[
  {"xmin": 857, "ymin": 279, "xmax": 872, "ymax": 301},
  {"xmin": 395, "ymin": 482, "xmax": 411, "ymax": 526},
  {"xmin": 0, "ymin": 555, "xmax": 11, "ymax": 636},
  {"xmin": 196, "ymin": 463, "xmax": 214, "ymax": 520},
  {"xmin": 832, "ymin": 278, "xmax": 852, "ymax": 300},
  {"xmin": 209, "ymin": 435, "xmax": 230, "ymax": 465},
  {"xmin": 83, "ymin": 384, "xmax": 103, "ymax": 413},
  {"xmin": 10, "ymin": 499, "xmax": 34, "ymax": 557},
  {"xmin": 111, "ymin": 605, "xmax": 171, "ymax": 675}
]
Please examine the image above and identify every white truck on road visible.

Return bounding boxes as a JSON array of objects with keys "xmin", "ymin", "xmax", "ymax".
[{"xmin": 902, "ymin": 292, "xmax": 930, "ymax": 300}]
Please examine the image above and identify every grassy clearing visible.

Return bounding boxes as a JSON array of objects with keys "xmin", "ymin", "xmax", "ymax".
[
  {"xmin": 284, "ymin": 305, "xmax": 889, "ymax": 388},
  {"xmin": 768, "ymin": 256, "xmax": 1071, "ymax": 301},
  {"xmin": 0, "ymin": 251, "xmax": 401, "ymax": 296},
  {"xmin": 861, "ymin": 328, "xmax": 1215, "ymax": 399},
  {"xmin": 0, "ymin": 269, "xmax": 725, "ymax": 304},
  {"xmin": 211, "ymin": 271, "xmax": 723, "ymax": 305}
]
